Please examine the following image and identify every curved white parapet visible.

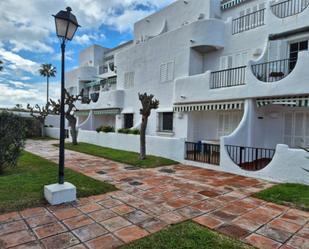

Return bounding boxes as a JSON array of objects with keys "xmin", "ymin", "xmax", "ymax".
[
  {"xmin": 76, "ymin": 90, "xmax": 124, "ymax": 110},
  {"xmin": 189, "ymin": 19, "xmax": 225, "ymax": 51},
  {"xmin": 77, "ymin": 111, "xmax": 93, "ymax": 130},
  {"xmin": 174, "ymin": 51, "xmax": 309, "ymax": 104},
  {"xmin": 270, "ymin": 0, "xmax": 309, "ymax": 19}
]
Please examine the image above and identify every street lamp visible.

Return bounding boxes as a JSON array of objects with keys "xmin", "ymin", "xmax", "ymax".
[
  {"xmin": 44, "ymin": 7, "xmax": 80, "ymax": 205},
  {"xmin": 53, "ymin": 7, "xmax": 80, "ymax": 185}
]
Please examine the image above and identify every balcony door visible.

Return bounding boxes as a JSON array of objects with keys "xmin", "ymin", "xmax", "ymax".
[
  {"xmin": 289, "ymin": 40, "xmax": 308, "ymax": 71},
  {"xmin": 284, "ymin": 112, "xmax": 309, "ymax": 148}
]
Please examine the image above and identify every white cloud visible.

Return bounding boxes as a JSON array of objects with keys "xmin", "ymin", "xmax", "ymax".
[{"xmin": 74, "ymin": 33, "xmax": 106, "ymax": 45}]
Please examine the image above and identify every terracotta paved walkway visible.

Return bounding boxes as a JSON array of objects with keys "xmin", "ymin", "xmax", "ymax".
[{"xmin": 0, "ymin": 140, "xmax": 308, "ymax": 249}]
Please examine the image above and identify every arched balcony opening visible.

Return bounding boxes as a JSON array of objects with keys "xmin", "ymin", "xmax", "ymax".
[
  {"xmin": 226, "ymin": 145, "xmax": 275, "ymax": 171},
  {"xmin": 271, "ymin": 0, "xmax": 309, "ymax": 18}
]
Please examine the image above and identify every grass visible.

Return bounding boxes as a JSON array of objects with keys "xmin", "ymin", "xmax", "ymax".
[
  {"xmin": 254, "ymin": 183, "xmax": 309, "ymax": 211},
  {"xmin": 0, "ymin": 151, "xmax": 117, "ymax": 214},
  {"xmin": 58, "ymin": 142, "xmax": 178, "ymax": 168},
  {"xmin": 120, "ymin": 221, "xmax": 254, "ymax": 249}
]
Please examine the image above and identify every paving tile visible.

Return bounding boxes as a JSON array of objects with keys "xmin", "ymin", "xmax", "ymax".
[
  {"xmin": 268, "ymin": 218, "xmax": 302, "ymax": 234},
  {"xmin": 88, "ymin": 209, "xmax": 117, "ymax": 222},
  {"xmin": 111, "ymin": 204, "xmax": 135, "ymax": 215},
  {"xmin": 26, "ymin": 214, "xmax": 58, "ymax": 228},
  {"xmin": 67, "ymin": 244, "xmax": 87, "ymax": 249},
  {"xmin": 0, "ymin": 220, "xmax": 28, "ymax": 236},
  {"xmin": 20, "ymin": 207, "xmax": 48, "ymax": 219},
  {"xmin": 257, "ymin": 225, "xmax": 293, "ymax": 243},
  {"xmin": 297, "ymin": 227, "xmax": 309, "ymax": 239},
  {"xmin": 86, "ymin": 234, "xmax": 123, "ymax": 249},
  {"xmin": 33, "ymin": 222, "xmax": 67, "ymax": 239},
  {"xmin": 198, "ymin": 190, "xmax": 221, "ymax": 198},
  {"xmin": 72, "ymin": 223, "xmax": 108, "ymax": 242},
  {"xmin": 78, "ymin": 203, "xmax": 102, "ymax": 213},
  {"xmin": 41, "ymin": 232, "xmax": 80, "ymax": 249},
  {"xmin": 99, "ymin": 199, "xmax": 123, "ymax": 208},
  {"xmin": 287, "ymin": 235, "xmax": 309, "ymax": 249},
  {"xmin": 0, "ymin": 230, "xmax": 36, "ymax": 248},
  {"xmin": 138, "ymin": 218, "xmax": 167, "ymax": 233},
  {"xmin": 193, "ymin": 215, "xmax": 223, "ymax": 229},
  {"xmin": 216, "ymin": 224, "xmax": 250, "ymax": 239},
  {"xmin": 63, "ymin": 215, "xmax": 94, "ymax": 230},
  {"xmin": 191, "ymin": 200, "xmax": 216, "ymax": 213},
  {"xmin": 0, "ymin": 212, "xmax": 21, "ymax": 224},
  {"xmin": 114, "ymin": 225, "xmax": 149, "ymax": 243},
  {"xmin": 281, "ymin": 210, "xmax": 308, "ymax": 226},
  {"xmin": 177, "ymin": 206, "xmax": 204, "ymax": 219},
  {"xmin": 210, "ymin": 210, "xmax": 238, "ymax": 222},
  {"xmin": 10, "ymin": 241, "xmax": 43, "ymax": 249},
  {"xmin": 158, "ymin": 212, "xmax": 186, "ymax": 224},
  {"xmin": 123, "ymin": 210, "xmax": 150, "ymax": 224},
  {"xmin": 53, "ymin": 207, "xmax": 82, "ymax": 220},
  {"xmin": 245, "ymin": 233, "xmax": 282, "ymax": 249},
  {"xmin": 100, "ymin": 216, "xmax": 131, "ymax": 232}
]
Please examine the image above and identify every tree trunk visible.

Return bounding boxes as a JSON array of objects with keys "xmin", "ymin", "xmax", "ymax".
[
  {"xmin": 69, "ymin": 118, "xmax": 78, "ymax": 145},
  {"xmin": 41, "ymin": 123, "xmax": 45, "ymax": 137},
  {"xmin": 47, "ymin": 76, "xmax": 49, "ymax": 105},
  {"xmin": 140, "ymin": 116, "xmax": 148, "ymax": 160}
]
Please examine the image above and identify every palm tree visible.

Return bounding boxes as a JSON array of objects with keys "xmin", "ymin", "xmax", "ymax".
[
  {"xmin": 0, "ymin": 60, "xmax": 3, "ymax": 72},
  {"xmin": 39, "ymin": 64, "xmax": 56, "ymax": 104}
]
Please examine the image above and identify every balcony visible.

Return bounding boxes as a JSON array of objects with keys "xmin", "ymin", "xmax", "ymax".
[
  {"xmin": 232, "ymin": 9, "xmax": 265, "ymax": 35},
  {"xmin": 271, "ymin": 0, "xmax": 309, "ymax": 18},
  {"xmin": 210, "ymin": 66, "xmax": 246, "ymax": 89},
  {"xmin": 251, "ymin": 58, "xmax": 296, "ymax": 83}
]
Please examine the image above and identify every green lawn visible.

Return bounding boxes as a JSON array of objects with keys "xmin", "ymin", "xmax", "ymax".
[
  {"xmin": 0, "ymin": 151, "xmax": 116, "ymax": 214},
  {"xmin": 58, "ymin": 142, "xmax": 178, "ymax": 168},
  {"xmin": 254, "ymin": 183, "xmax": 309, "ymax": 211},
  {"xmin": 120, "ymin": 221, "xmax": 254, "ymax": 249}
]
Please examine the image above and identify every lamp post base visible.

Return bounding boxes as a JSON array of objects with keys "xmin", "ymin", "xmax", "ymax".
[{"xmin": 44, "ymin": 182, "xmax": 76, "ymax": 205}]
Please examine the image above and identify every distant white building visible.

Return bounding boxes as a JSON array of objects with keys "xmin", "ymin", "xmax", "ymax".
[{"xmin": 62, "ymin": 0, "xmax": 309, "ymax": 184}]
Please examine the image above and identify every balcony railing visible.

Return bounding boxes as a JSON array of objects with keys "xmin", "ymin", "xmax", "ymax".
[
  {"xmin": 185, "ymin": 142, "xmax": 220, "ymax": 165},
  {"xmin": 210, "ymin": 66, "xmax": 246, "ymax": 89},
  {"xmin": 271, "ymin": 0, "xmax": 309, "ymax": 18},
  {"xmin": 251, "ymin": 58, "xmax": 297, "ymax": 83},
  {"xmin": 232, "ymin": 9, "xmax": 265, "ymax": 35},
  {"xmin": 226, "ymin": 145, "xmax": 275, "ymax": 171}
]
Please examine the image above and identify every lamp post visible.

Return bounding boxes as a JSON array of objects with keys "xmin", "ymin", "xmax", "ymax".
[{"xmin": 53, "ymin": 7, "xmax": 80, "ymax": 184}]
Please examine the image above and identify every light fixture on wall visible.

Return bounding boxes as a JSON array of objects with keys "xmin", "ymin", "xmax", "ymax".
[
  {"xmin": 184, "ymin": 0, "xmax": 189, "ymax": 4},
  {"xmin": 180, "ymin": 95, "xmax": 186, "ymax": 99},
  {"xmin": 178, "ymin": 113, "xmax": 184, "ymax": 119}
]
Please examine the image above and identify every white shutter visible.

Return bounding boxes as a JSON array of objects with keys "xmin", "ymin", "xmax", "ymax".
[
  {"xmin": 167, "ymin": 62, "xmax": 174, "ymax": 81},
  {"xmin": 283, "ymin": 113, "xmax": 293, "ymax": 147},
  {"xmin": 220, "ymin": 56, "xmax": 228, "ymax": 70},
  {"xmin": 228, "ymin": 56, "xmax": 233, "ymax": 69},
  {"xmin": 160, "ymin": 63, "xmax": 168, "ymax": 82},
  {"xmin": 294, "ymin": 113, "xmax": 305, "ymax": 147},
  {"xmin": 124, "ymin": 72, "xmax": 134, "ymax": 89}
]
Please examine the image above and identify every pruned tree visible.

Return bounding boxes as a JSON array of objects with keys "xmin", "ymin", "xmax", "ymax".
[
  {"xmin": 39, "ymin": 64, "xmax": 56, "ymax": 105},
  {"xmin": 27, "ymin": 103, "xmax": 50, "ymax": 136},
  {"xmin": 50, "ymin": 89, "xmax": 90, "ymax": 145},
  {"xmin": 138, "ymin": 93, "xmax": 159, "ymax": 160}
]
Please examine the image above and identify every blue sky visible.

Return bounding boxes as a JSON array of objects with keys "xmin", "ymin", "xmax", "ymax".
[{"xmin": 0, "ymin": 0, "xmax": 175, "ymax": 108}]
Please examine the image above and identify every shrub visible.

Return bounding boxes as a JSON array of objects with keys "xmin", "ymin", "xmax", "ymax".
[
  {"xmin": 96, "ymin": 126, "xmax": 115, "ymax": 133},
  {"xmin": 23, "ymin": 117, "xmax": 41, "ymax": 138},
  {"xmin": 118, "ymin": 128, "xmax": 140, "ymax": 135},
  {"xmin": 0, "ymin": 112, "xmax": 26, "ymax": 174}
]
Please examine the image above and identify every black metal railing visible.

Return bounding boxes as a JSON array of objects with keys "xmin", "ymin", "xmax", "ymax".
[
  {"xmin": 210, "ymin": 66, "xmax": 246, "ymax": 89},
  {"xmin": 271, "ymin": 0, "xmax": 309, "ymax": 18},
  {"xmin": 251, "ymin": 58, "xmax": 297, "ymax": 83},
  {"xmin": 232, "ymin": 9, "xmax": 265, "ymax": 35},
  {"xmin": 185, "ymin": 142, "xmax": 220, "ymax": 165},
  {"xmin": 226, "ymin": 145, "xmax": 275, "ymax": 171}
]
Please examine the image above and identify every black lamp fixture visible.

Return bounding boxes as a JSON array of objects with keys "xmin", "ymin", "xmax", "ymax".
[{"xmin": 53, "ymin": 7, "xmax": 80, "ymax": 184}]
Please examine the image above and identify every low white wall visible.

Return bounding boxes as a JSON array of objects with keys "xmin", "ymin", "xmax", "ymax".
[
  {"xmin": 45, "ymin": 127, "xmax": 60, "ymax": 139},
  {"xmin": 45, "ymin": 128, "xmax": 185, "ymax": 162}
]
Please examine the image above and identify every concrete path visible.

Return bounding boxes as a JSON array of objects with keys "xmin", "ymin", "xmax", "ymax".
[{"xmin": 0, "ymin": 140, "xmax": 308, "ymax": 249}]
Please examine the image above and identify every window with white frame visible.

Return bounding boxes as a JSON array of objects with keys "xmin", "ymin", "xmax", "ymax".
[
  {"xmin": 217, "ymin": 111, "xmax": 242, "ymax": 138},
  {"xmin": 160, "ymin": 61, "xmax": 174, "ymax": 83},
  {"xmin": 124, "ymin": 72, "xmax": 134, "ymax": 89},
  {"xmin": 158, "ymin": 112, "xmax": 174, "ymax": 132},
  {"xmin": 219, "ymin": 52, "xmax": 248, "ymax": 70}
]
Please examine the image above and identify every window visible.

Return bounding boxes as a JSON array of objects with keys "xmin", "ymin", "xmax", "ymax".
[
  {"xmin": 218, "ymin": 112, "xmax": 242, "ymax": 138},
  {"xmin": 289, "ymin": 40, "xmax": 308, "ymax": 71},
  {"xmin": 124, "ymin": 114, "xmax": 134, "ymax": 129},
  {"xmin": 160, "ymin": 61, "xmax": 174, "ymax": 83},
  {"xmin": 158, "ymin": 112, "xmax": 174, "ymax": 132},
  {"xmin": 124, "ymin": 72, "xmax": 134, "ymax": 89}
]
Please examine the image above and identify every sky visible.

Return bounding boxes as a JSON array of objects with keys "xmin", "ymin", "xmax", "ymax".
[{"xmin": 0, "ymin": 0, "xmax": 175, "ymax": 108}]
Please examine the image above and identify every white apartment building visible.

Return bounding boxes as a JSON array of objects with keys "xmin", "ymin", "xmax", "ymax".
[{"xmin": 61, "ymin": 0, "xmax": 309, "ymax": 184}]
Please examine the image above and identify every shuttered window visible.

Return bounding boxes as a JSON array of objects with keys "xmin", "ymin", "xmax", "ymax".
[
  {"xmin": 218, "ymin": 111, "xmax": 242, "ymax": 138},
  {"xmin": 160, "ymin": 61, "xmax": 174, "ymax": 83},
  {"xmin": 284, "ymin": 111, "xmax": 309, "ymax": 148},
  {"xmin": 124, "ymin": 72, "xmax": 134, "ymax": 89}
]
